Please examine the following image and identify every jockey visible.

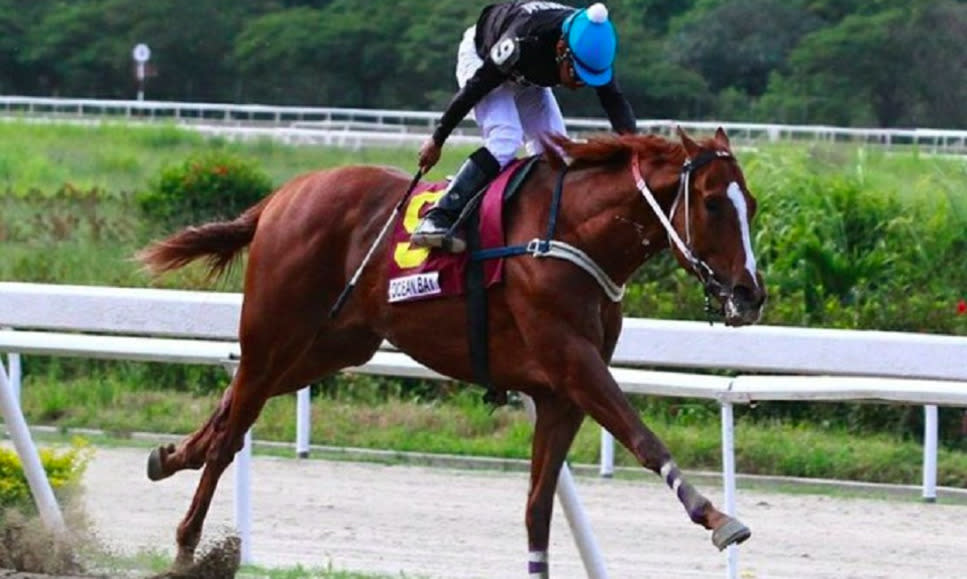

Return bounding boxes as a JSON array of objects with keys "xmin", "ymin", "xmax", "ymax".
[{"xmin": 412, "ymin": 1, "xmax": 638, "ymax": 253}]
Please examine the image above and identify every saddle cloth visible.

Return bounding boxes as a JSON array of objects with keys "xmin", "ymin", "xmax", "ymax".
[{"xmin": 385, "ymin": 158, "xmax": 532, "ymax": 304}]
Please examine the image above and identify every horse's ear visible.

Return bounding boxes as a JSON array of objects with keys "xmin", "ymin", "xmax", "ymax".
[
  {"xmin": 677, "ymin": 125, "xmax": 700, "ymax": 158},
  {"xmin": 714, "ymin": 127, "xmax": 731, "ymax": 151}
]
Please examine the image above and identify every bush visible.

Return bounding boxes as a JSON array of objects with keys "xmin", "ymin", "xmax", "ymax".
[
  {"xmin": 136, "ymin": 151, "xmax": 273, "ymax": 230},
  {"xmin": 0, "ymin": 440, "xmax": 92, "ymax": 510}
]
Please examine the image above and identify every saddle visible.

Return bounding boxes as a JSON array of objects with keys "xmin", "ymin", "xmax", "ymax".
[
  {"xmin": 386, "ymin": 156, "xmax": 540, "ymax": 304},
  {"xmin": 386, "ymin": 156, "xmax": 541, "ymax": 406}
]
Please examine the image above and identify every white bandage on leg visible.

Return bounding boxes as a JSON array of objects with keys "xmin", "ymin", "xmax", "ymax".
[{"xmin": 529, "ymin": 550, "xmax": 549, "ymax": 578}]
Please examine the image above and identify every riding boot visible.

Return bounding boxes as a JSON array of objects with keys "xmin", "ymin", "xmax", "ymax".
[{"xmin": 411, "ymin": 147, "xmax": 501, "ymax": 253}]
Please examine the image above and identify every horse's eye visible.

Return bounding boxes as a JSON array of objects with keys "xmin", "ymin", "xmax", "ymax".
[{"xmin": 704, "ymin": 197, "xmax": 724, "ymax": 215}]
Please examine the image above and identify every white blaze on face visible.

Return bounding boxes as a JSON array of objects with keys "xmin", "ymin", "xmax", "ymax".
[{"xmin": 726, "ymin": 182, "xmax": 758, "ymax": 287}]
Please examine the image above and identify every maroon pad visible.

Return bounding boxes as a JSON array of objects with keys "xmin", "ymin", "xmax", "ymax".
[{"xmin": 386, "ymin": 159, "xmax": 527, "ymax": 304}]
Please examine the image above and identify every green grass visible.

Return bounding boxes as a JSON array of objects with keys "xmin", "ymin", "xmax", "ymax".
[{"xmin": 0, "ymin": 119, "xmax": 471, "ymax": 195}]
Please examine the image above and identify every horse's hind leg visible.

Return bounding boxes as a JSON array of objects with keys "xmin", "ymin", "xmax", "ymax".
[
  {"xmin": 164, "ymin": 360, "xmax": 272, "ymax": 569},
  {"xmin": 165, "ymin": 327, "xmax": 382, "ymax": 569},
  {"xmin": 523, "ymin": 392, "xmax": 585, "ymax": 579},
  {"xmin": 147, "ymin": 386, "xmax": 232, "ymax": 481}
]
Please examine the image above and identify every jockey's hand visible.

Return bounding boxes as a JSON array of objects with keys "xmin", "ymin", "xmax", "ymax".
[{"xmin": 418, "ymin": 138, "xmax": 442, "ymax": 172}]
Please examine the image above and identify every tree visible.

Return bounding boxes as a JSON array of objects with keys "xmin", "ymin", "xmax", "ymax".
[
  {"xmin": 235, "ymin": 7, "xmax": 329, "ymax": 104},
  {"xmin": 237, "ymin": 0, "xmax": 432, "ymax": 107},
  {"xmin": 22, "ymin": 0, "xmax": 251, "ymax": 101},
  {"xmin": 0, "ymin": 2, "xmax": 33, "ymax": 93},
  {"xmin": 398, "ymin": 2, "xmax": 479, "ymax": 109},
  {"xmin": 907, "ymin": 1, "xmax": 967, "ymax": 127},
  {"xmin": 668, "ymin": 0, "xmax": 821, "ymax": 96},
  {"xmin": 779, "ymin": 8, "xmax": 915, "ymax": 127}
]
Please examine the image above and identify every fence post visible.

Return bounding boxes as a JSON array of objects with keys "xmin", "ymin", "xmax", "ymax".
[
  {"xmin": 720, "ymin": 400, "xmax": 738, "ymax": 579},
  {"xmin": 0, "ymin": 360, "xmax": 65, "ymax": 534},
  {"xmin": 599, "ymin": 429, "xmax": 614, "ymax": 478},
  {"xmin": 225, "ymin": 364, "xmax": 253, "ymax": 565},
  {"xmin": 8, "ymin": 352, "xmax": 20, "ymax": 400},
  {"xmin": 296, "ymin": 387, "xmax": 311, "ymax": 458},
  {"xmin": 1, "ymin": 328, "xmax": 21, "ymax": 399},
  {"xmin": 922, "ymin": 405, "xmax": 938, "ymax": 503}
]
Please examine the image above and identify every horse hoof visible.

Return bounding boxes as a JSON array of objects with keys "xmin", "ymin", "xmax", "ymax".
[
  {"xmin": 147, "ymin": 444, "xmax": 173, "ymax": 481},
  {"xmin": 712, "ymin": 516, "xmax": 751, "ymax": 551}
]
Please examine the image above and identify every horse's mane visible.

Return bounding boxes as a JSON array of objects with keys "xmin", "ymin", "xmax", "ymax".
[{"xmin": 543, "ymin": 133, "xmax": 689, "ymax": 172}]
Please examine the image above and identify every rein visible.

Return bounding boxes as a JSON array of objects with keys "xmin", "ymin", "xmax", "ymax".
[
  {"xmin": 471, "ymin": 148, "xmax": 737, "ymax": 313},
  {"xmin": 630, "ymin": 149, "xmax": 734, "ymax": 319}
]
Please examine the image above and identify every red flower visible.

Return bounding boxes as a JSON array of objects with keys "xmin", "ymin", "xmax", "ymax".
[{"xmin": 958, "ymin": 299, "xmax": 967, "ymax": 315}]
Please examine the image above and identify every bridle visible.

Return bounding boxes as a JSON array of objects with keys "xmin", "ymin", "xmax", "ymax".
[{"xmin": 630, "ymin": 148, "xmax": 737, "ymax": 319}]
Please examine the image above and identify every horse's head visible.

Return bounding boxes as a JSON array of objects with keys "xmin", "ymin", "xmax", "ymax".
[
  {"xmin": 548, "ymin": 129, "xmax": 765, "ymax": 325},
  {"xmin": 662, "ymin": 127, "xmax": 766, "ymax": 326}
]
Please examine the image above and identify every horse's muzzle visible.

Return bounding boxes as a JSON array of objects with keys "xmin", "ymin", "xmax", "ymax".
[{"xmin": 722, "ymin": 282, "xmax": 766, "ymax": 327}]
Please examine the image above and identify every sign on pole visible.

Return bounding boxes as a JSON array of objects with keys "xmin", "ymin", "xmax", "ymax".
[{"xmin": 132, "ymin": 43, "xmax": 151, "ymax": 101}]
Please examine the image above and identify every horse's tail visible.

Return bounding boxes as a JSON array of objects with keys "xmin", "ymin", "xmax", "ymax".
[{"xmin": 136, "ymin": 196, "xmax": 272, "ymax": 280}]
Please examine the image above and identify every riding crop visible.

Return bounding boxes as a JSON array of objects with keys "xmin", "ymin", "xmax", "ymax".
[{"xmin": 329, "ymin": 167, "xmax": 424, "ymax": 319}]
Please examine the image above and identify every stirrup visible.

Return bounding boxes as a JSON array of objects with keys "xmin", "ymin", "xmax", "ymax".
[
  {"xmin": 411, "ymin": 230, "xmax": 467, "ymax": 253},
  {"xmin": 411, "ymin": 211, "xmax": 466, "ymax": 252}
]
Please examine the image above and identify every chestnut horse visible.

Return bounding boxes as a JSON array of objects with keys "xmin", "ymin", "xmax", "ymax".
[{"xmin": 137, "ymin": 127, "xmax": 766, "ymax": 576}]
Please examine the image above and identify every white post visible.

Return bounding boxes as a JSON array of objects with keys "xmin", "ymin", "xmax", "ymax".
[
  {"xmin": 0, "ymin": 360, "xmax": 65, "ymax": 533},
  {"xmin": 224, "ymin": 364, "xmax": 253, "ymax": 565},
  {"xmin": 922, "ymin": 405, "xmax": 938, "ymax": 503},
  {"xmin": 234, "ymin": 429, "xmax": 253, "ymax": 564},
  {"xmin": 296, "ymin": 387, "xmax": 311, "ymax": 458},
  {"xmin": 720, "ymin": 401, "xmax": 738, "ymax": 579},
  {"xmin": 599, "ymin": 428, "xmax": 614, "ymax": 478},
  {"xmin": 521, "ymin": 395, "xmax": 608, "ymax": 578},
  {"xmin": 8, "ymin": 352, "xmax": 21, "ymax": 400},
  {"xmin": 556, "ymin": 462, "xmax": 609, "ymax": 578},
  {"xmin": 136, "ymin": 63, "xmax": 145, "ymax": 102},
  {"xmin": 1, "ymin": 329, "xmax": 21, "ymax": 400}
]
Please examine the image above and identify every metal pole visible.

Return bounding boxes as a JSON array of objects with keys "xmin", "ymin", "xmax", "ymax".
[
  {"xmin": 1, "ymin": 328, "xmax": 20, "ymax": 400},
  {"xmin": 234, "ymin": 429, "xmax": 253, "ymax": 564},
  {"xmin": 556, "ymin": 463, "xmax": 609, "ymax": 578},
  {"xmin": 296, "ymin": 387, "xmax": 311, "ymax": 458},
  {"xmin": 522, "ymin": 395, "xmax": 608, "ymax": 578},
  {"xmin": 0, "ymin": 361, "xmax": 65, "ymax": 533},
  {"xmin": 599, "ymin": 428, "xmax": 614, "ymax": 478},
  {"xmin": 922, "ymin": 405, "xmax": 938, "ymax": 503},
  {"xmin": 720, "ymin": 401, "xmax": 738, "ymax": 579},
  {"xmin": 137, "ymin": 63, "xmax": 145, "ymax": 102},
  {"xmin": 9, "ymin": 352, "xmax": 20, "ymax": 400},
  {"xmin": 225, "ymin": 364, "xmax": 253, "ymax": 565}
]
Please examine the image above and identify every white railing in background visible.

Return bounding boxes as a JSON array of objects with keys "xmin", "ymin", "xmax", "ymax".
[
  {"xmin": 2, "ymin": 283, "xmax": 967, "ymax": 579},
  {"xmin": 1, "ymin": 95, "xmax": 966, "ymax": 153}
]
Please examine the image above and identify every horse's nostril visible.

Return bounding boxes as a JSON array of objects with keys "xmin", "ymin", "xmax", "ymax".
[{"xmin": 732, "ymin": 284, "xmax": 762, "ymax": 307}]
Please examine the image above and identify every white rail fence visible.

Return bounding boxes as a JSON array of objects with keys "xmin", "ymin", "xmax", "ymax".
[
  {"xmin": 2, "ymin": 95, "xmax": 966, "ymax": 153},
  {"xmin": 2, "ymin": 282, "xmax": 967, "ymax": 579}
]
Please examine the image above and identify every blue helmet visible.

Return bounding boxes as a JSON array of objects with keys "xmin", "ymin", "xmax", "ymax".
[{"xmin": 562, "ymin": 3, "xmax": 617, "ymax": 87}]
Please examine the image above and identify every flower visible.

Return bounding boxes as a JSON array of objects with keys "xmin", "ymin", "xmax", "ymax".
[{"xmin": 958, "ymin": 299, "xmax": 966, "ymax": 315}]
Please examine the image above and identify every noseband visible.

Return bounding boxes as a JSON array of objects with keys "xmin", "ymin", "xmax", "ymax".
[{"xmin": 630, "ymin": 149, "xmax": 735, "ymax": 319}]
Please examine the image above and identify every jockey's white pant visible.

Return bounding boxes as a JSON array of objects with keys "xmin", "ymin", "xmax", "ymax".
[{"xmin": 456, "ymin": 26, "xmax": 567, "ymax": 168}]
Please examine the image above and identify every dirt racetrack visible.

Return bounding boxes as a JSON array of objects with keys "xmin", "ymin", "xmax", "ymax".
[{"xmin": 59, "ymin": 445, "xmax": 966, "ymax": 579}]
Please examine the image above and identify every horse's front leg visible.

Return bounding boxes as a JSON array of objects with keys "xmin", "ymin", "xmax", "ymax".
[
  {"xmin": 543, "ymin": 338, "xmax": 750, "ymax": 551},
  {"xmin": 522, "ymin": 392, "xmax": 586, "ymax": 578}
]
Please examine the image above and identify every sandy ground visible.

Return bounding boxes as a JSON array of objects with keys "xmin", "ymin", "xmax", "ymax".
[{"xmin": 69, "ymin": 446, "xmax": 967, "ymax": 579}]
